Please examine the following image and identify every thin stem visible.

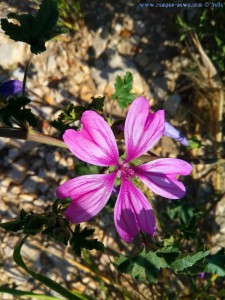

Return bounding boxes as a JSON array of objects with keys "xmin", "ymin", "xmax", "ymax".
[
  {"xmin": 0, "ymin": 127, "xmax": 67, "ymax": 148},
  {"xmin": 22, "ymin": 54, "xmax": 33, "ymax": 97},
  {"xmin": 28, "ymin": 129, "xmax": 67, "ymax": 148}
]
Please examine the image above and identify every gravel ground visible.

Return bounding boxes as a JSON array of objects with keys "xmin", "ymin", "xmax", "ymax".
[{"xmin": 0, "ymin": 1, "xmax": 224, "ymax": 299}]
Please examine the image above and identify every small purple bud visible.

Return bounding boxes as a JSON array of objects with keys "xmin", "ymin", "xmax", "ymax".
[
  {"xmin": 0, "ymin": 80, "xmax": 23, "ymax": 98},
  {"xmin": 164, "ymin": 121, "xmax": 189, "ymax": 146},
  {"xmin": 199, "ymin": 272, "xmax": 205, "ymax": 279}
]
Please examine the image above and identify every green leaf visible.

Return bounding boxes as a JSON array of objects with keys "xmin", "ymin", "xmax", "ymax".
[
  {"xmin": 75, "ymin": 161, "xmax": 100, "ymax": 176},
  {"xmin": 205, "ymin": 248, "xmax": 225, "ymax": 276},
  {"xmin": 60, "ymin": 197, "xmax": 72, "ymax": 206},
  {"xmin": 0, "ymin": 286, "xmax": 61, "ymax": 299},
  {"xmin": 51, "ymin": 103, "xmax": 84, "ymax": 136},
  {"xmin": 164, "ymin": 198, "xmax": 202, "ymax": 237},
  {"xmin": 114, "ymin": 248, "xmax": 168, "ymax": 283},
  {"xmin": 52, "ymin": 97, "xmax": 105, "ymax": 136},
  {"xmin": 42, "ymin": 214, "xmax": 70, "ymax": 245},
  {"xmin": 163, "ymin": 236, "xmax": 175, "ymax": 247},
  {"xmin": 1, "ymin": 0, "xmax": 68, "ymax": 54},
  {"xmin": 52, "ymin": 198, "xmax": 72, "ymax": 213},
  {"xmin": 0, "ymin": 219, "xmax": 25, "ymax": 232},
  {"xmin": 44, "ymin": 213, "xmax": 57, "ymax": 228},
  {"xmin": 71, "ymin": 224, "xmax": 105, "ymax": 257},
  {"xmin": 23, "ymin": 214, "xmax": 45, "ymax": 235},
  {"xmin": 43, "ymin": 226, "xmax": 70, "ymax": 245},
  {"xmin": 112, "ymin": 72, "xmax": 136, "ymax": 108},
  {"xmin": 171, "ymin": 250, "xmax": 210, "ymax": 272},
  {"xmin": 1, "ymin": 13, "xmax": 33, "ymax": 45},
  {"xmin": 188, "ymin": 136, "xmax": 202, "ymax": 149},
  {"xmin": 156, "ymin": 246, "xmax": 181, "ymax": 265},
  {"xmin": 20, "ymin": 208, "xmax": 28, "ymax": 220},
  {"xmin": 0, "ymin": 96, "xmax": 37, "ymax": 127},
  {"xmin": 88, "ymin": 96, "xmax": 104, "ymax": 111}
]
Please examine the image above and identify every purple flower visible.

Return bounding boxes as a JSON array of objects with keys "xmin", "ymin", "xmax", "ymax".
[
  {"xmin": 0, "ymin": 80, "xmax": 23, "ymax": 98},
  {"xmin": 56, "ymin": 97, "xmax": 192, "ymax": 242},
  {"xmin": 199, "ymin": 272, "xmax": 205, "ymax": 279},
  {"xmin": 164, "ymin": 121, "xmax": 189, "ymax": 146}
]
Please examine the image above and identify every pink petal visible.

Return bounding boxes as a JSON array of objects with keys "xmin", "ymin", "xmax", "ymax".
[
  {"xmin": 134, "ymin": 158, "xmax": 192, "ymax": 199},
  {"xmin": 124, "ymin": 97, "xmax": 165, "ymax": 163},
  {"xmin": 114, "ymin": 175, "xmax": 156, "ymax": 243},
  {"xmin": 56, "ymin": 172, "xmax": 117, "ymax": 223},
  {"xmin": 63, "ymin": 111, "xmax": 119, "ymax": 166}
]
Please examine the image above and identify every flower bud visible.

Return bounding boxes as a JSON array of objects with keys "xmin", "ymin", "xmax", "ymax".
[
  {"xmin": 164, "ymin": 122, "xmax": 189, "ymax": 146},
  {"xmin": 0, "ymin": 80, "xmax": 23, "ymax": 98}
]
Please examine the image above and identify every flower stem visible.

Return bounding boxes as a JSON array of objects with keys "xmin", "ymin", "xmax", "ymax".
[
  {"xmin": 13, "ymin": 235, "xmax": 88, "ymax": 300},
  {"xmin": 22, "ymin": 54, "xmax": 33, "ymax": 97},
  {"xmin": 0, "ymin": 127, "xmax": 67, "ymax": 148}
]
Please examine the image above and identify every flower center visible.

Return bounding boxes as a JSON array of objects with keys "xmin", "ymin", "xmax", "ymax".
[{"xmin": 117, "ymin": 163, "xmax": 134, "ymax": 178}]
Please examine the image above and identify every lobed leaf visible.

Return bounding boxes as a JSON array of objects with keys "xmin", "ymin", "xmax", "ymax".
[
  {"xmin": 0, "ymin": 219, "xmax": 25, "ymax": 232},
  {"xmin": 70, "ymin": 224, "xmax": 105, "ymax": 257},
  {"xmin": 0, "ymin": 96, "xmax": 37, "ymax": 127},
  {"xmin": 1, "ymin": 0, "xmax": 68, "ymax": 54},
  {"xmin": 171, "ymin": 250, "xmax": 210, "ymax": 272},
  {"xmin": 114, "ymin": 248, "xmax": 168, "ymax": 283},
  {"xmin": 51, "ymin": 97, "xmax": 105, "ymax": 136},
  {"xmin": 112, "ymin": 72, "xmax": 136, "ymax": 108}
]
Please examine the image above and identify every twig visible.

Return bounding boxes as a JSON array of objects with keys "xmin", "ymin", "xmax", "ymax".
[{"xmin": 0, "ymin": 127, "xmax": 67, "ymax": 148}]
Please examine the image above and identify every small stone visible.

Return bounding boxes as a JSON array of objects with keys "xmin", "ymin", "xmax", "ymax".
[
  {"xmin": 81, "ymin": 65, "xmax": 90, "ymax": 74},
  {"xmin": 124, "ymin": 16, "xmax": 134, "ymax": 31},
  {"xmin": 38, "ymin": 167, "xmax": 47, "ymax": 178},
  {"xmin": 38, "ymin": 182, "xmax": 48, "ymax": 193},
  {"xmin": 99, "ymin": 214, "xmax": 111, "ymax": 227},
  {"xmin": 45, "ymin": 152, "xmax": 56, "ymax": 167},
  {"xmin": 8, "ymin": 160, "xmax": 27, "ymax": 184},
  {"xmin": 8, "ymin": 148, "xmax": 19, "ymax": 158},
  {"xmin": 164, "ymin": 93, "xmax": 181, "ymax": 116},
  {"xmin": 80, "ymin": 84, "xmax": 94, "ymax": 101},
  {"xmin": 67, "ymin": 157, "xmax": 75, "ymax": 168},
  {"xmin": 19, "ymin": 193, "xmax": 35, "ymax": 202},
  {"xmin": 23, "ymin": 176, "xmax": 39, "ymax": 193},
  {"xmin": 0, "ymin": 40, "xmax": 28, "ymax": 68},
  {"xmin": 71, "ymin": 282, "xmax": 86, "ymax": 292},
  {"xmin": 33, "ymin": 199, "xmax": 45, "ymax": 206},
  {"xmin": 0, "ymin": 179, "xmax": 9, "ymax": 194},
  {"xmin": 41, "ymin": 106, "xmax": 53, "ymax": 118},
  {"xmin": 58, "ymin": 157, "xmax": 68, "ymax": 169},
  {"xmin": 134, "ymin": 20, "xmax": 146, "ymax": 36},
  {"xmin": 91, "ymin": 29, "xmax": 107, "ymax": 58},
  {"xmin": 135, "ymin": 53, "xmax": 150, "ymax": 68},
  {"xmin": 117, "ymin": 40, "xmax": 133, "ymax": 55},
  {"xmin": 10, "ymin": 185, "xmax": 20, "ymax": 195},
  {"xmin": 0, "ymin": 137, "xmax": 10, "ymax": 149},
  {"xmin": 120, "ymin": 29, "xmax": 131, "ymax": 39},
  {"xmin": 151, "ymin": 77, "xmax": 168, "ymax": 100},
  {"xmin": 47, "ymin": 55, "xmax": 57, "ymax": 73},
  {"xmin": 12, "ymin": 67, "xmax": 24, "ymax": 81},
  {"xmin": 114, "ymin": 23, "xmax": 122, "ymax": 33},
  {"xmin": 104, "ymin": 82, "xmax": 114, "ymax": 97},
  {"xmin": 82, "ymin": 277, "xmax": 90, "ymax": 284}
]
